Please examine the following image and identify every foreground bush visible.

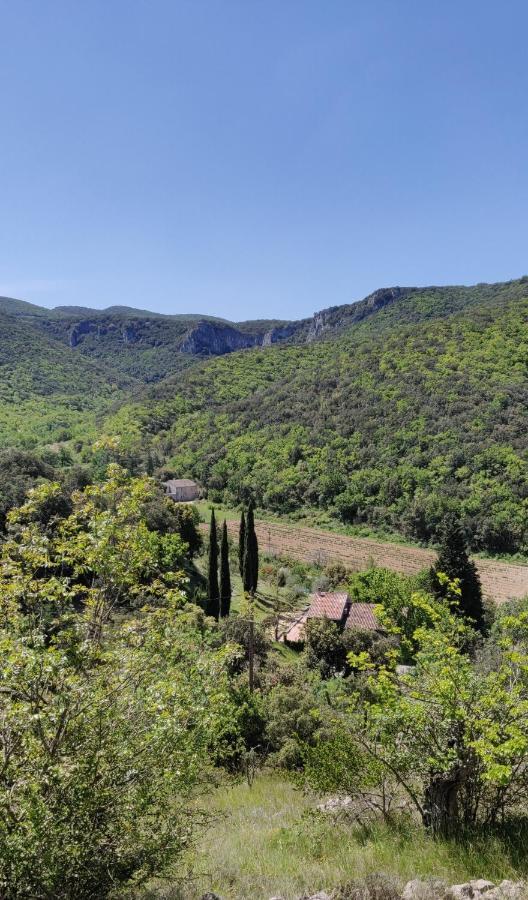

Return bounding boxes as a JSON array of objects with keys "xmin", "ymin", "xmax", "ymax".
[
  {"xmin": 305, "ymin": 590, "xmax": 528, "ymax": 837},
  {"xmin": 0, "ymin": 469, "xmax": 237, "ymax": 898}
]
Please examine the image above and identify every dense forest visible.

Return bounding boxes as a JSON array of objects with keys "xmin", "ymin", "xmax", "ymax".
[
  {"xmin": 1, "ymin": 277, "xmax": 527, "ymax": 554},
  {"xmin": 104, "ymin": 279, "xmax": 528, "ymax": 555}
]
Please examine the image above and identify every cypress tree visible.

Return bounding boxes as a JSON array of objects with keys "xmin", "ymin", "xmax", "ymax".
[
  {"xmin": 431, "ymin": 512, "xmax": 485, "ymax": 631},
  {"xmin": 220, "ymin": 520, "xmax": 232, "ymax": 618},
  {"xmin": 243, "ymin": 500, "xmax": 259, "ymax": 595},
  {"xmin": 206, "ymin": 508, "xmax": 220, "ymax": 620},
  {"xmin": 251, "ymin": 521, "xmax": 259, "ymax": 594},
  {"xmin": 238, "ymin": 509, "xmax": 246, "ymax": 578}
]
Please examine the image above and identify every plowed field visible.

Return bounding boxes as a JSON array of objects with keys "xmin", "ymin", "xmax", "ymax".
[{"xmin": 222, "ymin": 519, "xmax": 528, "ymax": 604}]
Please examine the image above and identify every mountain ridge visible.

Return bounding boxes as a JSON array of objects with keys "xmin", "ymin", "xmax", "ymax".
[
  {"xmin": 1, "ymin": 275, "xmax": 527, "ymax": 557},
  {"xmin": 101, "ymin": 276, "xmax": 528, "ymax": 555}
]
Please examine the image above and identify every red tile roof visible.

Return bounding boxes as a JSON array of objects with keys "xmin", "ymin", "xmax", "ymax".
[
  {"xmin": 344, "ymin": 603, "xmax": 380, "ymax": 631},
  {"xmin": 306, "ymin": 592, "xmax": 349, "ymax": 621},
  {"xmin": 281, "ymin": 597, "xmax": 381, "ymax": 644}
]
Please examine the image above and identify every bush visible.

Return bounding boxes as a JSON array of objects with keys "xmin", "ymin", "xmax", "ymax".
[
  {"xmin": 217, "ymin": 615, "xmax": 270, "ymax": 676},
  {"xmin": 264, "ymin": 678, "xmax": 326, "ymax": 769},
  {"xmin": 0, "ymin": 600, "xmax": 236, "ymax": 898}
]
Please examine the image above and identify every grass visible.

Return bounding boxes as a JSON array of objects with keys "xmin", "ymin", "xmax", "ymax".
[
  {"xmin": 195, "ymin": 501, "xmax": 419, "ymax": 549},
  {"xmin": 195, "ymin": 502, "xmax": 528, "ymax": 566},
  {"xmin": 143, "ymin": 773, "xmax": 528, "ymax": 900}
]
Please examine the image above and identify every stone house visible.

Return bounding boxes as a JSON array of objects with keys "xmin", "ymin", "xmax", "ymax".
[
  {"xmin": 281, "ymin": 592, "xmax": 381, "ymax": 645},
  {"xmin": 163, "ymin": 478, "xmax": 200, "ymax": 502}
]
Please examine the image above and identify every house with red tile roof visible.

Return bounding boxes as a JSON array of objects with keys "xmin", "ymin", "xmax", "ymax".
[
  {"xmin": 344, "ymin": 602, "xmax": 380, "ymax": 632},
  {"xmin": 281, "ymin": 592, "xmax": 381, "ymax": 645},
  {"xmin": 306, "ymin": 591, "xmax": 350, "ymax": 624}
]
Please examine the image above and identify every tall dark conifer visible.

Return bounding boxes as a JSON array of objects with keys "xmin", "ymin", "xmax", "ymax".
[
  {"xmin": 243, "ymin": 500, "xmax": 259, "ymax": 595},
  {"xmin": 238, "ymin": 509, "xmax": 246, "ymax": 578},
  {"xmin": 220, "ymin": 520, "xmax": 232, "ymax": 618},
  {"xmin": 206, "ymin": 508, "xmax": 220, "ymax": 620},
  {"xmin": 431, "ymin": 512, "xmax": 485, "ymax": 631}
]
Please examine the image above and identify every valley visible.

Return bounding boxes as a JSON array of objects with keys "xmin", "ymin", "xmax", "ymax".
[{"xmin": 215, "ymin": 517, "xmax": 528, "ymax": 603}]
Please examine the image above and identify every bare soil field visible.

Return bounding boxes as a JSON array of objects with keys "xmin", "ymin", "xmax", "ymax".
[{"xmin": 222, "ymin": 519, "xmax": 528, "ymax": 603}]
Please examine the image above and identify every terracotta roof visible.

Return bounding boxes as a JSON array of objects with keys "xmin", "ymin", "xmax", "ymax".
[
  {"xmin": 306, "ymin": 592, "xmax": 349, "ymax": 621},
  {"xmin": 344, "ymin": 603, "xmax": 380, "ymax": 631},
  {"xmin": 282, "ymin": 609, "xmax": 309, "ymax": 643}
]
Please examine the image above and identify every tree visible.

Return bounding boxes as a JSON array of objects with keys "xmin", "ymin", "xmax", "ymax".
[
  {"xmin": 431, "ymin": 512, "xmax": 485, "ymax": 631},
  {"xmin": 0, "ymin": 466, "xmax": 189, "ymax": 633},
  {"xmin": 142, "ymin": 494, "xmax": 202, "ymax": 557},
  {"xmin": 243, "ymin": 500, "xmax": 258, "ymax": 595},
  {"xmin": 238, "ymin": 508, "xmax": 246, "ymax": 577},
  {"xmin": 306, "ymin": 591, "xmax": 528, "ymax": 838},
  {"xmin": 269, "ymin": 578, "xmax": 298, "ymax": 641},
  {"xmin": 220, "ymin": 520, "xmax": 232, "ymax": 618},
  {"xmin": 0, "ymin": 471, "xmax": 238, "ymax": 897},
  {"xmin": 304, "ymin": 618, "xmax": 347, "ymax": 678},
  {"xmin": 206, "ymin": 508, "xmax": 220, "ymax": 619}
]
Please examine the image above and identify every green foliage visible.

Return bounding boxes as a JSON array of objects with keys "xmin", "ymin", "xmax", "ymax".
[
  {"xmin": 264, "ymin": 670, "xmax": 327, "ymax": 769},
  {"xmin": 347, "ymin": 568, "xmax": 428, "ymax": 664},
  {"xmin": 142, "ymin": 493, "xmax": 203, "ymax": 557},
  {"xmin": 304, "ymin": 618, "xmax": 349, "ymax": 678},
  {"xmin": 0, "ymin": 469, "xmax": 239, "ymax": 897},
  {"xmin": 303, "ymin": 616, "xmax": 396, "ymax": 679},
  {"xmin": 0, "ymin": 449, "xmax": 56, "ymax": 530},
  {"xmin": 3, "ymin": 280, "xmax": 528, "ymax": 556},
  {"xmin": 430, "ymin": 512, "xmax": 486, "ymax": 630},
  {"xmin": 0, "ymin": 466, "xmax": 192, "ymax": 636},
  {"xmin": 177, "ymin": 773, "xmax": 528, "ymax": 899},
  {"xmin": 239, "ymin": 508, "xmax": 246, "ymax": 578},
  {"xmin": 111, "ymin": 280, "xmax": 528, "ymax": 554},
  {"xmin": 220, "ymin": 519, "xmax": 232, "ymax": 617},
  {"xmin": 243, "ymin": 500, "xmax": 259, "ymax": 594},
  {"xmin": 216, "ymin": 615, "xmax": 270, "ymax": 677},
  {"xmin": 307, "ymin": 593, "xmax": 528, "ymax": 837},
  {"xmin": 0, "ymin": 312, "xmax": 130, "ymax": 450},
  {"xmin": 206, "ymin": 508, "xmax": 220, "ymax": 619}
]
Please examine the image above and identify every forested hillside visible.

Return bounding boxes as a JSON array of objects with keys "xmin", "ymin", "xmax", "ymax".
[
  {"xmin": 0, "ymin": 296, "xmax": 292, "ymax": 382},
  {"xmin": 105, "ymin": 279, "xmax": 528, "ymax": 555},
  {"xmin": 0, "ymin": 312, "xmax": 131, "ymax": 448},
  {"xmin": 1, "ymin": 278, "xmax": 527, "ymax": 553}
]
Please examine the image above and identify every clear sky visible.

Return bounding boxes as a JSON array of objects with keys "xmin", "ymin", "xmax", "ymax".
[{"xmin": 0, "ymin": 0, "xmax": 527, "ymax": 321}]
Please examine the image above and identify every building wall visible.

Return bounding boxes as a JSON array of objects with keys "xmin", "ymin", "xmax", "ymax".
[{"xmin": 168, "ymin": 485, "xmax": 199, "ymax": 502}]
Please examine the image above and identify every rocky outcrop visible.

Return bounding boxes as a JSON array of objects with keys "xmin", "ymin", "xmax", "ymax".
[
  {"xmin": 201, "ymin": 878, "xmax": 527, "ymax": 900},
  {"xmin": 69, "ymin": 319, "xmax": 141, "ymax": 347},
  {"xmin": 122, "ymin": 324, "xmax": 139, "ymax": 344},
  {"xmin": 64, "ymin": 285, "xmax": 416, "ymax": 355},
  {"xmin": 180, "ymin": 320, "xmax": 299, "ymax": 355},
  {"xmin": 306, "ymin": 309, "xmax": 332, "ymax": 342},
  {"xmin": 305, "ymin": 287, "xmax": 415, "ymax": 344},
  {"xmin": 69, "ymin": 320, "xmax": 96, "ymax": 347},
  {"xmin": 402, "ymin": 879, "xmax": 526, "ymax": 899},
  {"xmin": 262, "ymin": 323, "xmax": 298, "ymax": 346},
  {"xmin": 180, "ymin": 321, "xmax": 260, "ymax": 355}
]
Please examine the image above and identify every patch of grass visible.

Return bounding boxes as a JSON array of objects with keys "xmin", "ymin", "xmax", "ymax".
[{"xmin": 155, "ymin": 774, "xmax": 528, "ymax": 900}]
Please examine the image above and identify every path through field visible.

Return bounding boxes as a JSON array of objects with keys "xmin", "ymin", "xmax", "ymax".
[{"xmin": 223, "ymin": 519, "xmax": 528, "ymax": 603}]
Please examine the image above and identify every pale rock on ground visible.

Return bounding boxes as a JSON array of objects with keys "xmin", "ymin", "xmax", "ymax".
[
  {"xmin": 201, "ymin": 879, "xmax": 527, "ymax": 900},
  {"xmin": 402, "ymin": 878, "xmax": 527, "ymax": 900}
]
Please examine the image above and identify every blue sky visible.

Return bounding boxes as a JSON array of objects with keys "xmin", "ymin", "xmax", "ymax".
[{"xmin": 0, "ymin": 1, "xmax": 527, "ymax": 321}]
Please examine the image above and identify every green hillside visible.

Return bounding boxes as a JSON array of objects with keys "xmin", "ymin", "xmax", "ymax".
[
  {"xmin": 0, "ymin": 312, "xmax": 131, "ymax": 448},
  {"xmin": 1, "ymin": 278, "xmax": 527, "ymax": 553},
  {"xmin": 0, "ymin": 296, "xmax": 292, "ymax": 382},
  {"xmin": 104, "ymin": 278, "xmax": 528, "ymax": 555},
  {"xmin": 0, "ymin": 296, "xmax": 49, "ymax": 317}
]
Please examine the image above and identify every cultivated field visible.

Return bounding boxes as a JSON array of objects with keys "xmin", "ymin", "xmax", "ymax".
[{"xmin": 222, "ymin": 519, "xmax": 528, "ymax": 603}]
